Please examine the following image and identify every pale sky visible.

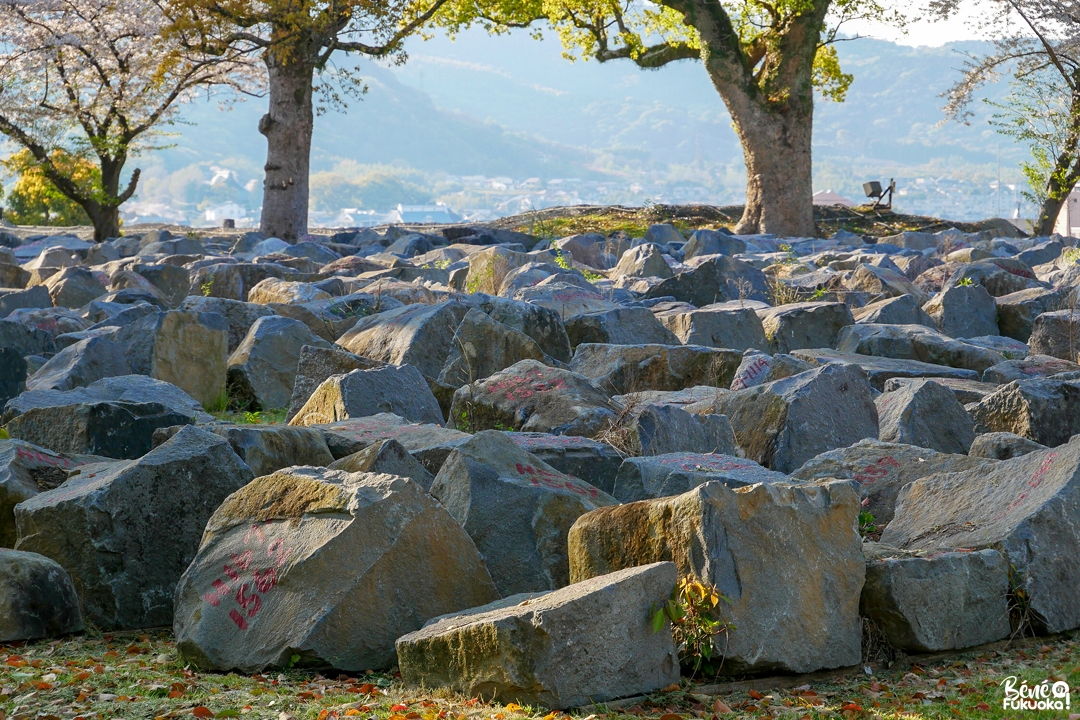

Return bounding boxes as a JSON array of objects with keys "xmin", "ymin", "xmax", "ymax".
[{"xmin": 845, "ymin": 6, "xmax": 989, "ymax": 47}]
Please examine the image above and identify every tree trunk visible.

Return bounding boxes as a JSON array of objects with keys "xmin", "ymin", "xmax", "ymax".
[
  {"xmin": 85, "ymin": 205, "xmax": 122, "ymax": 243},
  {"xmin": 85, "ymin": 155, "xmax": 128, "ymax": 242},
  {"xmin": 259, "ymin": 51, "xmax": 315, "ymax": 242},
  {"xmin": 728, "ymin": 102, "xmax": 815, "ymax": 237}
]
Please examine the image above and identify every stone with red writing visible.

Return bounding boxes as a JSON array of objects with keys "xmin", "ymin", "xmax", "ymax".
[
  {"xmin": 852, "ymin": 294, "xmax": 936, "ymax": 328},
  {"xmin": 337, "ymin": 301, "xmax": 469, "ymax": 381},
  {"xmin": 568, "ymin": 479, "xmax": 864, "ymax": 674},
  {"xmin": 922, "ymin": 284, "xmax": 999, "ymax": 339},
  {"xmin": 14, "ymin": 426, "xmax": 253, "ymax": 629},
  {"xmin": 329, "ymin": 438, "xmax": 435, "ymax": 491},
  {"xmin": 396, "ymin": 561, "xmax": 679, "ymax": 710},
  {"xmin": 756, "ymin": 302, "xmax": 854, "ymax": 354},
  {"xmin": 438, "ymin": 308, "xmax": 552, "ymax": 388},
  {"xmin": 836, "ymin": 323, "xmax": 1005, "ymax": 375},
  {"xmin": 285, "ymin": 345, "xmax": 385, "ymax": 423},
  {"xmin": 968, "ymin": 431, "xmax": 1048, "ymax": 460},
  {"xmin": 290, "ymin": 365, "xmax": 445, "ymax": 428},
  {"xmin": 0, "ymin": 549, "xmax": 84, "ymax": 641},
  {"xmin": 791, "ymin": 438, "xmax": 992, "ymax": 525},
  {"xmin": 654, "ymin": 301, "xmax": 770, "ymax": 352},
  {"xmin": 875, "ymin": 378, "xmax": 975, "ymax": 455},
  {"xmin": 611, "ymin": 452, "xmax": 789, "ymax": 503},
  {"xmin": 982, "ymin": 355, "xmax": 1080, "ymax": 384},
  {"xmin": 507, "ymin": 433, "xmax": 624, "ymax": 495},
  {"xmin": 881, "ymin": 438, "xmax": 1080, "ymax": 633},
  {"xmin": 174, "ymin": 468, "xmax": 499, "ymax": 671},
  {"xmin": 619, "ymin": 404, "xmax": 736, "ymax": 458},
  {"xmin": 860, "ymin": 545, "xmax": 1011, "ymax": 652},
  {"xmin": 970, "ymin": 378, "xmax": 1080, "ymax": 446},
  {"xmin": 1028, "ymin": 310, "xmax": 1080, "ymax": 362},
  {"xmin": 24, "ymin": 336, "xmax": 130, "ymax": 393},
  {"xmin": 712, "ymin": 363, "xmax": 879, "ymax": 473},
  {"xmin": 0, "ymin": 440, "xmax": 103, "ymax": 548},
  {"xmin": 512, "ymin": 281, "xmax": 618, "ymax": 318},
  {"xmin": 729, "ymin": 350, "xmax": 813, "ymax": 391},
  {"xmin": 643, "ymin": 256, "xmax": 769, "ymax": 306},
  {"xmin": 431, "ymin": 430, "xmax": 617, "ymax": 595},
  {"xmin": 449, "ymin": 360, "xmax": 621, "ymax": 437},
  {"xmin": 568, "ymin": 344, "xmax": 742, "ymax": 395},
  {"xmin": 564, "ymin": 307, "xmax": 679, "ymax": 349}
]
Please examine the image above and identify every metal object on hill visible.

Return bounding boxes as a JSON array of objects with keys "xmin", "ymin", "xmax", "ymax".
[{"xmin": 863, "ymin": 179, "xmax": 896, "ymax": 210}]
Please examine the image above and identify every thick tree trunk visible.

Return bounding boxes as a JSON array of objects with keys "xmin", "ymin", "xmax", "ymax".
[
  {"xmin": 85, "ymin": 205, "xmax": 122, "ymax": 243},
  {"xmin": 85, "ymin": 155, "xmax": 128, "ymax": 242},
  {"xmin": 1036, "ymin": 195, "xmax": 1066, "ymax": 236},
  {"xmin": 259, "ymin": 52, "xmax": 315, "ymax": 242},
  {"xmin": 728, "ymin": 104, "xmax": 815, "ymax": 237}
]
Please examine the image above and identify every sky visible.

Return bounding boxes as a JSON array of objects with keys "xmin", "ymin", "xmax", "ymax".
[{"xmin": 845, "ymin": 3, "xmax": 988, "ymax": 47}]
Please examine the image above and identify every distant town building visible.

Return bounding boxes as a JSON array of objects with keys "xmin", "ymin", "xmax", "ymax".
[
  {"xmin": 812, "ymin": 190, "xmax": 854, "ymax": 207},
  {"xmin": 1055, "ymin": 191, "xmax": 1080, "ymax": 238},
  {"xmin": 390, "ymin": 204, "xmax": 462, "ymax": 224}
]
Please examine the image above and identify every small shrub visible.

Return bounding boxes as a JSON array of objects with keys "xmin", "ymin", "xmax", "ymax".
[
  {"xmin": 243, "ymin": 410, "xmax": 261, "ymax": 425},
  {"xmin": 651, "ymin": 576, "xmax": 734, "ymax": 677},
  {"xmin": 858, "ymin": 510, "xmax": 878, "ymax": 538},
  {"xmin": 956, "ymin": 276, "xmax": 974, "ymax": 287}
]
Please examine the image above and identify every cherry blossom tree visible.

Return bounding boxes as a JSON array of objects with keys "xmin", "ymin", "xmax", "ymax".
[
  {"xmin": 0, "ymin": 0, "xmax": 258, "ymax": 241},
  {"xmin": 169, "ymin": 0, "xmax": 453, "ymax": 241},
  {"xmin": 941, "ymin": 0, "xmax": 1080, "ymax": 234}
]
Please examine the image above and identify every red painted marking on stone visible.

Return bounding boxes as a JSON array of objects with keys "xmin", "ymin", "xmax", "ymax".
[
  {"xmin": 852, "ymin": 456, "xmax": 900, "ymax": 486},
  {"xmin": 228, "ymin": 609, "xmax": 248, "ymax": 630}
]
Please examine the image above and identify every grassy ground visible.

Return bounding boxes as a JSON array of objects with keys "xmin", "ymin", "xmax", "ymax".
[
  {"xmin": 491, "ymin": 205, "xmax": 1013, "ymax": 240},
  {"xmin": 208, "ymin": 409, "xmax": 289, "ymax": 426},
  {"xmin": 3, "ymin": 631, "xmax": 1075, "ymax": 720}
]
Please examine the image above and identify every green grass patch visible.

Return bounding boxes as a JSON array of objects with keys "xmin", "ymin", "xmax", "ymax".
[{"xmin": 210, "ymin": 408, "xmax": 289, "ymax": 426}]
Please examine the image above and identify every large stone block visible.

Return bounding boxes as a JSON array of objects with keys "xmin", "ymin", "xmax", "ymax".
[
  {"xmin": 0, "ymin": 549, "xmax": 83, "ymax": 642},
  {"xmin": 875, "ymin": 378, "xmax": 975, "ymax": 454},
  {"xmin": 397, "ymin": 562, "xmax": 679, "ymax": 710},
  {"xmin": 15, "ymin": 426, "xmax": 253, "ymax": 629},
  {"xmin": 881, "ymin": 438, "xmax": 1080, "ymax": 633},
  {"xmin": 174, "ymin": 468, "xmax": 498, "ymax": 671},
  {"xmin": 569, "ymin": 343, "xmax": 741, "ymax": 395},
  {"xmin": 290, "ymin": 365, "xmax": 445, "ymax": 427},
  {"xmin": 568, "ymin": 480, "xmax": 864, "ymax": 674},
  {"xmin": 227, "ymin": 315, "xmax": 333, "ymax": 411}
]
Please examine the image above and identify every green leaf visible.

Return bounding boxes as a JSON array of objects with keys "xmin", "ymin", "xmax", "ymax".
[
  {"xmin": 216, "ymin": 711, "xmax": 241, "ymax": 718},
  {"xmin": 0, "ymin": 428, "xmax": 8, "ymax": 440},
  {"xmin": 652, "ymin": 609, "xmax": 666, "ymax": 633}
]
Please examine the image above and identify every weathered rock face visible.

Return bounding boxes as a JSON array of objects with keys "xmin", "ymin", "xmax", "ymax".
[
  {"xmin": 246, "ymin": 277, "xmax": 331, "ymax": 305},
  {"xmin": 712, "ymin": 364, "xmax": 879, "ymax": 473},
  {"xmin": 852, "ymin": 294, "xmax": 936, "ymax": 327},
  {"xmin": 115, "ymin": 310, "xmax": 229, "ymax": 407},
  {"xmin": 656, "ymin": 302, "xmax": 769, "ymax": 352},
  {"xmin": 683, "ymin": 228, "xmax": 746, "ymax": 260},
  {"xmin": 397, "ymin": 562, "xmax": 680, "ymax": 710},
  {"xmin": 756, "ymin": 302, "xmax": 854, "ymax": 353},
  {"xmin": 644, "ymin": 256, "xmax": 769, "ymax": 306},
  {"xmin": 791, "ymin": 348, "xmax": 981, "ymax": 391},
  {"xmin": 983, "ymin": 355, "xmax": 1079, "ymax": 384},
  {"xmin": 922, "ymin": 284, "xmax": 999, "ymax": 339},
  {"xmin": 0, "ymin": 440, "xmax": 99, "ymax": 548},
  {"xmin": 861, "ymin": 545, "xmax": 1011, "ymax": 652},
  {"xmin": 0, "ymin": 286, "xmax": 50, "ymax": 319},
  {"xmin": 25, "ymin": 336, "xmax": 130, "ymax": 392},
  {"xmin": 15, "ymin": 426, "xmax": 253, "ymax": 629},
  {"xmin": 569, "ymin": 344, "xmax": 741, "ymax": 395},
  {"xmin": 208, "ymin": 425, "xmax": 334, "ymax": 478},
  {"xmin": 227, "ymin": 316, "xmax": 333, "ymax": 411},
  {"xmin": 506, "ymin": 433, "xmax": 624, "ymax": 495},
  {"xmin": 565, "ymin": 307, "xmax": 679, "ymax": 348},
  {"xmin": 617, "ymin": 404, "xmax": 735, "ymax": 458},
  {"xmin": 290, "ymin": 365, "xmax": 444, "ymax": 427},
  {"xmin": 0, "ymin": 549, "xmax": 84, "ymax": 642},
  {"xmin": 285, "ymin": 345, "xmax": 384, "ymax": 423},
  {"xmin": 338, "ymin": 301, "xmax": 469, "ymax": 380},
  {"xmin": 431, "ymin": 431, "xmax": 616, "ymax": 596},
  {"xmin": 438, "ymin": 308, "xmax": 550, "ymax": 388},
  {"xmin": 449, "ymin": 360, "xmax": 621, "ymax": 437},
  {"xmin": 881, "ymin": 439, "xmax": 1080, "ymax": 633},
  {"xmin": 2, "ymin": 374, "xmax": 208, "ymax": 426},
  {"xmin": 611, "ymin": 453, "xmax": 788, "ymax": 503},
  {"xmin": 729, "ymin": 351, "xmax": 813, "ymax": 391},
  {"xmin": 0, "ymin": 348, "xmax": 26, "ymax": 407},
  {"xmin": 847, "ymin": 264, "xmax": 926, "ymax": 303},
  {"xmin": 456, "ymin": 294, "xmax": 572, "ymax": 362},
  {"xmin": 43, "ymin": 267, "xmax": 107, "ymax": 308},
  {"xmin": 180, "ymin": 296, "xmax": 276, "ymax": 353},
  {"xmin": 611, "ymin": 243, "xmax": 673, "ymax": 279},
  {"xmin": 875, "ymin": 378, "xmax": 975, "ymax": 454},
  {"xmin": 969, "ymin": 379, "xmax": 1080, "ymax": 447},
  {"xmin": 513, "ymin": 280, "xmax": 618, "ymax": 317},
  {"xmin": 791, "ymin": 439, "xmax": 992, "ymax": 525},
  {"xmin": 969, "ymin": 431, "xmax": 1047, "ymax": 460},
  {"xmin": 569, "ymin": 480, "xmax": 864, "ymax": 674},
  {"xmin": 995, "ymin": 288, "xmax": 1068, "ymax": 342},
  {"xmin": 836, "ymin": 323, "xmax": 1004, "ymax": 375},
  {"xmin": 1028, "ymin": 310, "xmax": 1080, "ymax": 361},
  {"xmin": 329, "ymin": 438, "xmax": 435, "ymax": 490},
  {"xmin": 174, "ymin": 469, "xmax": 499, "ymax": 672},
  {"xmin": 0, "ymin": 318, "xmax": 56, "ymax": 358}
]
